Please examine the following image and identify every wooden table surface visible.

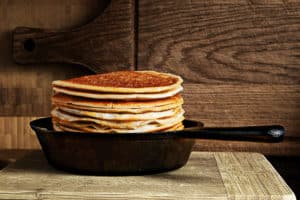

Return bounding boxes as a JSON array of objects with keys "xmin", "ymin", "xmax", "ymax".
[{"xmin": 0, "ymin": 150, "xmax": 296, "ymax": 200}]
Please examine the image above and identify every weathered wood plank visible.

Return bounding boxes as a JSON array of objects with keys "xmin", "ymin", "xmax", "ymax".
[
  {"xmin": 187, "ymin": 84, "xmax": 300, "ymax": 154},
  {"xmin": 0, "ymin": 117, "xmax": 40, "ymax": 149},
  {"xmin": 0, "ymin": 1, "xmax": 102, "ymax": 150},
  {"xmin": 183, "ymin": 84, "xmax": 300, "ymax": 136},
  {"xmin": 214, "ymin": 152, "xmax": 296, "ymax": 200},
  {"xmin": 194, "ymin": 137, "xmax": 300, "ymax": 156},
  {"xmin": 0, "ymin": 151, "xmax": 295, "ymax": 200},
  {"xmin": 0, "ymin": 72, "xmax": 90, "ymax": 116},
  {"xmin": 137, "ymin": 0, "xmax": 300, "ymax": 155},
  {"xmin": 0, "ymin": 152, "xmax": 227, "ymax": 200},
  {"xmin": 1, "ymin": 0, "xmax": 135, "ymax": 117},
  {"xmin": 0, "ymin": 0, "xmax": 102, "ymax": 118},
  {"xmin": 138, "ymin": 0, "xmax": 300, "ymax": 84},
  {"xmin": 13, "ymin": 0, "xmax": 135, "ymax": 73}
]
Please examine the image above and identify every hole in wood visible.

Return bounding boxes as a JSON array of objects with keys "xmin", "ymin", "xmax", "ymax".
[{"xmin": 23, "ymin": 39, "xmax": 35, "ymax": 52}]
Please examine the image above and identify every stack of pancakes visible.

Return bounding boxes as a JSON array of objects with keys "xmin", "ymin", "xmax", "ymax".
[{"xmin": 51, "ymin": 71, "xmax": 185, "ymax": 133}]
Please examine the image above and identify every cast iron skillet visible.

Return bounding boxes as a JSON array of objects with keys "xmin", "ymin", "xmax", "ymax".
[{"xmin": 30, "ymin": 117, "xmax": 284, "ymax": 175}]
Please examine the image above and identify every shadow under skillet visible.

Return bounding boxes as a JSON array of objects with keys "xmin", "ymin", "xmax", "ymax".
[{"xmin": 1, "ymin": 151, "xmax": 63, "ymax": 175}]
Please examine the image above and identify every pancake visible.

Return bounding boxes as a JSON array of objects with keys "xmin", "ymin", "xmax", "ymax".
[
  {"xmin": 53, "ymin": 121, "xmax": 184, "ymax": 133},
  {"xmin": 52, "ymin": 71, "xmax": 183, "ymax": 94},
  {"xmin": 52, "ymin": 115, "xmax": 184, "ymax": 133},
  {"xmin": 52, "ymin": 123, "xmax": 64, "ymax": 131},
  {"xmin": 53, "ymin": 102, "xmax": 181, "ymax": 114},
  {"xmin": 52, "ymin": 93, "xmax": 183, "ymax": 113},
  {"xmin": 51, "ymin": 70, "xmax": 185, "ymax": 134},
  {"xmin": 52, "ymin": 106, "xmax": 183, "ymax": 121},
  {"xmin": 53, "ymin": 85, "xmax": 183, "ymax": 100},
  {"xmin": 52, "ymin": 108, "xmax": 184, "ymax": 129},
  {"xmin": 163, "ymin": 122, "xmax": 184, "ymax": 131},
  {"xmin": 52, "ymin": 93, "xmax": 183, "ymax": 109}
]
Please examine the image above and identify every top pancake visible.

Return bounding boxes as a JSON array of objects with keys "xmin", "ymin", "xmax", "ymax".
[{"xmin": 52, "ymin": 71, "xmax": 183, "ymax": 93}]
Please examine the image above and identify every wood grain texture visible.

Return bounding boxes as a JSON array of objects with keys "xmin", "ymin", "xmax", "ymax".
[
  {"xmin": 0, "ymin": 151, "xmax": 295, "ymax": 200},
  {"xmin": 214, "ymin": 152, "xmax": 296, "ymax": 200},
  {"xmin": 193, "ymin": 137, "xmax": 300, "ymax": 156},
  {"xmin": 183, "ymin": 84, "xmax": 300, "ymax": 137},
  {"xmin": 137, "ymin": 0, "xmax": 300, "ymax": 155},
  {"xmin": 1, "ymin": 151, "xmax": 299, "ymax": 198},
  {"xmin": 138, "ymin": 0, "xmax": 300, "ymax": 84},
  {"xmin": 0, "ymin": 72, "xmax": 90, "ymax": 116},
  {"xmin": 0, "ymin": 1, "xmax": 102, "ymax": 149},
  {"xmin": 0, "ymin": 117, "xmax": 40, "ymax": 149},
  {"xmin": 0, "ymin": 1, "xmax": 102, "ymax": 118},
  {"xmin": 13, "ymin": 0, "xmax": 135, "ymax": 73}
]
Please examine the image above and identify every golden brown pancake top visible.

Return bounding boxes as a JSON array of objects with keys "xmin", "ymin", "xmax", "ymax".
[{"xmin": 65, "ymin": 71, "xmax": 179, "ymax": 88}]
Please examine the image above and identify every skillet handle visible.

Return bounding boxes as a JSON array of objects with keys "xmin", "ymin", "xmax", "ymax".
[{"xmin": 180, "ymin": 125, "xmax": 285, "ymax": 143}]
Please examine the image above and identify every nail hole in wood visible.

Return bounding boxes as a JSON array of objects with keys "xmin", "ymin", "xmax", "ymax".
[{"xmin": 23, "ymin": 39, "xmax": 35, "ymax": 52}]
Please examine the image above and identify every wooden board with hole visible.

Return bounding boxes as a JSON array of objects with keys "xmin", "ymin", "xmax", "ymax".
[{"xmin": 0, "ymin": 0, "xmax": 134, "ymax": 149}]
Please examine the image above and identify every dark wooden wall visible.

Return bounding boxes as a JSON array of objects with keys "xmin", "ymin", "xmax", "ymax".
[
  {"xmin": 0, "ymin": 0, "xmax": 299, "ymax": 155},
  {"xmin": 137, "ymin": 0, "xmax": 300, "ymax": 155}
]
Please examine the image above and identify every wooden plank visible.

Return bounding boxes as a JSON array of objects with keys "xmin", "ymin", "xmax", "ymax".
[
  {"xmin": 138, "ymin": 0, "xmax": 300, "ymax": 84},
  {"xmin": 0, "ymin": 151, "xmax": 295, "ymax": 200},
  {"xmin": 1, "ymin": 150, "xmax": 299, "ymax": 197},
  {"xmin": 0, "ymin": 0, "xmax": 103, "ymax": 118},
  {"xmin": 0, "ymin": 117, "xmax": 40, "ymax": 149},
  {"xmin": 183, "ymin": 84, "xmax": 300, "ymax": 136},
  {"xmin": 0, "ymin": 152, "xmax": 227, "ymax": 200},
  {"xmin": 187, "ymin": 84, "xmax": 300, "ymax": 155},
  {"xmin": 137, "ymin": 0, "xmax": 300, "ymax": 155},
  {"xmin": 193, "ymin": 137, "xmax": 300, "ymax": 156},
  {"xmin": 13, "ymin": 0, "xmax": 135, "ymax": 73},
  {"xmin": 1, "ymin": 0, "xmax": 135, "ymax": 117},
  {"xmin": 1, "ymin": 0, "xmax": 135, "ymax": 115},
  {"xmin": 214, "ymin": 152, "xmax": 296, "ymax": 200}
]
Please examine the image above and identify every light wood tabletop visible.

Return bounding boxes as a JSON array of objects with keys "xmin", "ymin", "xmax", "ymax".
[{"xmin": 0, "ymin": 151, "xmax": 296, "ymax": 200}]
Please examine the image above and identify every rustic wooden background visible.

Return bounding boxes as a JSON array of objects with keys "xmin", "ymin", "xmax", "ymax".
[{"xmin": 0, "ymin": 0, "xmax": 299, "ymax": 155}]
